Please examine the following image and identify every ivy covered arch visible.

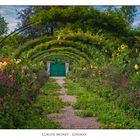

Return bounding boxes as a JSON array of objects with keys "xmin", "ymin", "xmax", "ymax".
[
  {"xmin": 29, "ymin": 47, "xmax": 90, "ymax": 62},
  {"xmin": 15, "ymin": 29, "xmax": 108, "ymax": 64},
  {"xmin": 15, "ymin": 29, "xmax": 105, "ymax": 58},
  {"xmin": 32, "ymin": 52, "xmax": 84, "ymax": 63}
]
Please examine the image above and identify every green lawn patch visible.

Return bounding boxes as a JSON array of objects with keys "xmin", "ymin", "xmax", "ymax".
[{"xmin": 34, "ymin": 78, "xmax": 64, "ymax": 128}]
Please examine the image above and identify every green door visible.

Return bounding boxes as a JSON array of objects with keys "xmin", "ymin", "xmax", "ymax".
[{"xmin": 50, "ymin": 63, "xmax": 66, "ymax": 76}]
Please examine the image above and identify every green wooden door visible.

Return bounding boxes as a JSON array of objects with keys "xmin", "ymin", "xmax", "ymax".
[{"xmin": 50, "ymin": 63, "xmax": 66, "ymax": 76}]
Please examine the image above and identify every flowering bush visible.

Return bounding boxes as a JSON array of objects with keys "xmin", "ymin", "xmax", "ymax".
[
  {"xmin": 0, "ymin": 57, "xmax": 46, "ymax": 128},
  {"xmin": 68, "ymin": 43, "xmax": 140, "ymax": 122}
]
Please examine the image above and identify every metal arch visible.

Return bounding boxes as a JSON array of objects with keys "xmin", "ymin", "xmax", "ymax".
[
  {"xmin": 0, "ymin": 23, "xmax": 33, "ymax": 48},
  {"xmin": 15, "ymin": 36, "xmax": 54, "ymax": 58}
]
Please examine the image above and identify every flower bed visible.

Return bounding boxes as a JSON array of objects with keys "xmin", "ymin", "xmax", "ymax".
[{"xmin": 0, "ymin": 57, "xmax": 47, "ymax": 128}]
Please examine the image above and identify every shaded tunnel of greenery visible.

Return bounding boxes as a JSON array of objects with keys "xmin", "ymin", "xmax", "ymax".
[{"xmin": 15, "ymin": 31, "xmax": 108, "ymax": 64}]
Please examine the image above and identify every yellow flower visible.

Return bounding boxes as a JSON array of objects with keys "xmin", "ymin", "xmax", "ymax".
[
  {"xmin": 116, "ymin": 53, "xmax": 119, "ymax": 57},
  {"xmin": 134, "ymin": 64, "xmax": 139, "ymax": 70},
  {"xmin": 2, "ymin": 62, "xmax": 7, "ymax": 67},
  {"xmin": 120, "ymin": 44, "xmax": 128, "ymax": 50},
  {"xmin": 90, "ymin": 65, "xmax": 93, "ymax": 69},
  {"xmin": 82, "ymin": 67, "xmax": 86, "ymax": 71},
  {"xmin": 15, "ymin": 59, "xmax": 21, "ymax": 65},
  {"xmin": 135, "ymin": 36, "xmax": 140, "ymax": 40},
  {"xmin": 0, "ymin": 62, "xmax": 3, "ymax": 69},
  {"xmin": 118, "ymin": 47, "xmax": 121, "ymax": 52},
  {"xmin": 112, "ymin": 53, "xmax": 116, "ymax": 58}
]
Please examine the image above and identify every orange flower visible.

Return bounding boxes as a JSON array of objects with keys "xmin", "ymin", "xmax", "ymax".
[
  {"xmin": 6, "ymin": 61, "xmax": 11, "ymax": 66},
  {"xmin": 21, "ymin": 67, "xmax": 26, "ymax": 74}
]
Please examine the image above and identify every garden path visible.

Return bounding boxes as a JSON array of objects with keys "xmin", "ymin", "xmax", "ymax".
[{"xmin": 47, "ymin": 77, "xmax": 100, "ymax": 129}]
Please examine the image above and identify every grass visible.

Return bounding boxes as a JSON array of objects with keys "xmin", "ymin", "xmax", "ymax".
[
  {"xmin": 65, "ymin": 78, "xmax": 140, "ymax": 129},
  {"xmin": 34, "ymin": 78, "xmax": 65, "ymax": 128},
  {"xmin": 65, "ymin": 79, "xmax": 88, "ymax": 96}
]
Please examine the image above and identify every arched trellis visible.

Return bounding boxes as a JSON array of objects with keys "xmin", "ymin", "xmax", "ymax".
[
  {"xmin": 32, "ymin": 52, "xmax": 84, "ymax": 64},
  {"xmin": 15, "ymin": 36, "xmax": 54, "ymax": 58},
  {"xmin": 30, "ymin": 49, "xmax": 88, "ymax": 61},
  {"xmin": 0, "ymin": 22, "xmax": 54, "ymax": 48},
  {"xmin": 15, "ymin": 31, "xmax": 104, "ymax": 58},
  {"xmin": 57, "ymin": 31, "xmax": 103, "ymax": 46},
  {"xmin": 0, "ymin": 23, "xmax": 33, "ymax": 48},
  {"xmin": 17, "ymin": 39, "xmax": 92, "ymax": 58},
  {"xmin": 0, "ymin": 20, "xmax": 110, "ymax": 68},
  {"xmin": 6, "ymin": 28, "xmax": 109, "ymax": 65},
  {"xmin": 28, "ymin": 47, "xmax": 90, "ymax": 62}
]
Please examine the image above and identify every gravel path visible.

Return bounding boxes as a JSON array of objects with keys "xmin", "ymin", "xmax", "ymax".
[{"xmin": 47, "ymin": 77, "xmax": 100, "ymax": 129}]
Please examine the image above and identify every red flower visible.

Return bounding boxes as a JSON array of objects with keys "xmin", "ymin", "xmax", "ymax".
[
  {"xmin": 21, "ymin": 67, "xmax": 27, "ymax": 74},
  {"xmin": 2, "ymin": 67, "xmax": 7, "ymax": 72},
  {"xmin": 9, "ymin": 75, "xmax": 13, "ymax": 81},
  {"xmin": 6, "ymin": 61, "xmax": 11, "ymax": 66},
  {"xmin": 2, "ymin": 57, "xmax": 11, "ymax": 67},
  {"xmin": 12, "ymin": 69, "xmax": 16, "ymax": 74},
  {"xmin": 2, "ymin": 57, "xmax": 8, "ymax": 62}
]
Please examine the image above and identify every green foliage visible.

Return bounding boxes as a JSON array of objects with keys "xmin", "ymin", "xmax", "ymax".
[
  {"xmin": 111, "ymin": 44, "xmax": 130, "ymax": 73},
  {"xmin": 29, "ymin": 47, "xmax": 90, "ymax": 62},
  {"xmin": 120, "ymin": 6, "xmax": 137, "ymax": 23},
  {"xmin": 15, "ymin": 36, "xmax": 53, "ymax": 58},
  {"xmin": 35, "ymin": 78, "xmax": 65, "ymax": 128},
  {"xmin": 32, "ymin": 52, "xmax": 86, "ymax": 64},
  {"xmin": 18, "ymin": 7, "xmax": 54, "ymax": 38},
  {"xmin": 2, "ymin": 34, "xmax": 23, "ymax": 48},
  {"xmin": 1, "ymin": 6, "xmax": 140, "ymax": 129},
  {"xmin": 0, "ymin": 58, "xmax": 48, "ymax": 128},
  {"xmin": 65, "ymin": 79, "xmax": 87, "ymax": 96},
  {"xmin": 0, "ymin": 14, "xmax": 8, "ymax": 36},
  {"xmin": 129, "ymin": 72, "xmax": 140, "ymax": 90},
  {"xmin": 26, "ymin": 39, "xmax": 90, "ymax": 57},
  {"xmin": 66, "ymin": 79, "xmax": 140, "ymax": 128},
  {"xmin": 55, "ymin": 28, "xmax": 104, "ymax": 45},
  {"xmin": 32, "ymin": 6, "xmax": 129, "ymax": 36},
  {"xmin": 67, "ymin": 37, "xmax": 140, "ymax": 121}
]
